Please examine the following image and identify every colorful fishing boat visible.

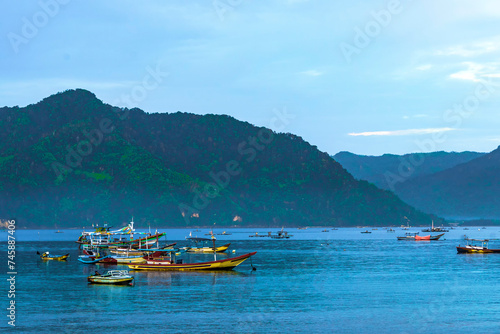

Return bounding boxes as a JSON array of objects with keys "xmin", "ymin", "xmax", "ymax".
[
  {"xmin": 109, "ymin": 243, "xmax": 177, "ymax": 256},
  {"xmin": 129, "ymin": 251, "xmax": 257, "ymax": 271},
  {"xmin": 397, "ymin": 233, "xmax": 444, "ymax": 241},
  {"xmin": 184, "ymin": 237, "xmax": 231, "ymax": 253},
  {"xmin": 38, "ymin": 251, "xmax": 70, "ymax": 261},
  {"xmin": 76, "ymin": 219, "xmax": 165, "ymax": 248},
  {"xmin": 87, "ymin": 270, "xmax": 134, "ymax": 285},
  {"xmin": 457, "ymin": 239, "xmax": 500, "ymax": 253}
]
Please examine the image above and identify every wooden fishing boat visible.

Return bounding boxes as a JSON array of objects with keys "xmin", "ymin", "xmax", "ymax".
[
  {"xmin": 270, "ymin": 227, "xmax": 292, "ymax": 239},
  {"xmin": 129, "ymin": 251, "xmax": 257, "ymax": 271},
  {"xmin": 397, "ymin": 232, "xmax": 419, "ymax": 240},
  {"xmin": 457, "ymin": 239, "xmax": 500, "ymax": 253},
  {"xmin": 184, "ymin": 237, "xmax": 231, "ymax": 253},
  {"xmin": 397, "ymin": 232, "xmax": 444, "ymax": 241},
  {"xmin": 109, "ymin": 243, "xmax": 177, "ymax": 256},
  {"xmin": 422, "ymin": 220, "xmax": 449, "ymax": 232},
  {"xmin": 87, "ymin": 270, "xmax": 134, "ymax": 285},
  {"xmin": 38, "ymin": 251, "xmax": 69, "ymax": 261},
  {"xmin": 76, "ymin": 219, "xmax": 165, "ymax": 248}
]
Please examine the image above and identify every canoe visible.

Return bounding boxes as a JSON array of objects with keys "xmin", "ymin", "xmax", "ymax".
[
  {"xmin": 38, "ymin": 252, "xmax": 69, "ymax": 261},
  {"xmin": 185, "ymin": 243, "xmax": 231, "ymax": 253},
  {"xmin": 128, "ymin": 251, "xmax": 257, "ymax": 271},
  {"xmin": 87, "ymin": 270, "xmax": 134, "ymax": 285},
  {"xmin": 78, "ymin": 255, "xmax": 112, "ymax": 264}
]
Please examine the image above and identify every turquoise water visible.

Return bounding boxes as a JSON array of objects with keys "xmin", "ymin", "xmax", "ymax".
[{"xmin": 1, "ymin": 227, "xmax": 500, "ymax": 333}]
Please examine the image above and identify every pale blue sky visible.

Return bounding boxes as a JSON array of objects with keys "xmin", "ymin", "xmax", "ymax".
[{"xmin": 2, "ymin": 0, "xmax": 500, "ymax": 155}]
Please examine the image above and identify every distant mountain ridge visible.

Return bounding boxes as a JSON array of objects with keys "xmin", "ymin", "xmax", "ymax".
[
  {"xmin": 334, "ymin": 150, "xmax": 500, "ymax": 219},
  {"xmin": 334, "ymin": 151, "xmax": 485, "ymax": 191},
  {"xmin": 396, "ymin": 146, "xmax": 500, "ymax": 219},
  {"xmin": 0, "ymin": 89, "xmax": 433, "ymax": 228}
]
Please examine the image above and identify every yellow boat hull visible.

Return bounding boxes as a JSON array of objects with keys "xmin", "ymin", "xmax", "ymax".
[
  {"xmin": 41, "ymin": 254, "xmax": 70, "ymax": 261},
  {"xmin": 128, "ymin": 252, "xmax": 256, "ymax": 271},
  {"xmin": 186, "ymin": 243, "xmax": 231, "ymax": 253}
]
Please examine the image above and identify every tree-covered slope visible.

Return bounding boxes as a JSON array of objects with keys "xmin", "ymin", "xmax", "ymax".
[
  {"xmin": 0, "ymin": 89, "xmax": 433, "ymax": 228},
  {"xmin": 334, "ymin": 151, "xmax": 485, "ymax": 190}
]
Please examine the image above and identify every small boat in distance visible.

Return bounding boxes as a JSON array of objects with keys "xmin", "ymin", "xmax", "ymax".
[
  {"xmin": 361, "ymin": 230, "xmax": 371, "ymax": 234},
  {"xmin": 37, "ymin": 251, "xmax": 69, "ymax": 261},
  {"xmin": 397, "ymin": 233, "xmax": 444, "ymax": 241},
  {"xmin": 55, "ymin": 230, "xmax": 64, "ymax": 233},
  {"xmin": 457, "ymin": 239, "xmax": 500, "ymax": 253},
  {"xmin": 270, "ymin": 227, "xmax": 293, "ymax": 239},
  {"xmin": 184, "ymin": 237, "xmax": 230, "ymax": 253},
  {"xmin": 87, "ymin": 270, "xmax": 134, "ymax": 285},
  {"xmin": 422, "ymin": 221, "xmax": 449, "ymax": 232}
]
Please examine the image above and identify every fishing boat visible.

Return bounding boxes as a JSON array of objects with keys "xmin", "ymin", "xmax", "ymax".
[
  {"xmin": 109, "ymin": 243, "xmax": 177, "ymax": 256},
  {"xmin": 422, "ymin": 221, "xmax": 449, "ymax": 232},
  {"xmin": 129, "ymin": 251, "xmax": 257, "ymax": 271},
  {"xmin": 397, "ymin": 232, "xmax": 419, "ymax": 240},
  {"xmin": 457, "ymin": 239, "xmax": 500, "ymax": 253},
  {"xmin": 184, "ymin": 237, "xmax": 230, "ymax": 253},
  {"xmin": 397, "ymin": 233, "xmax": 444, "ymax": 241},
  {"xmin": 270, "ymin": 227, "xmax": 292, "ymax": 239},
  {"xmin": 38, "ymin": 251, "xmax": 69, "ymax": 261},
  {"xmin": 361, "ymin": 230, "xmax": 371, "ymax": 234},
  {"xmin": 76, "ymin": 219, "xmax": 165, "ymax": 248},
  {"xmin": 87, "ymin": 270, "xmax": 134, "ymax": 285}
]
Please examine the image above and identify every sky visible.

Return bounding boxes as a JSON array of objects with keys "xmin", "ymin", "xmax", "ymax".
[{"xmin": 1, "ymin": 0, "xmax": 500, "ymax": 156}]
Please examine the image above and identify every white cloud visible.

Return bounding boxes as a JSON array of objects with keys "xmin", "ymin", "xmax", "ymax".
[
  {"xmin": 348, "ymin": 128, "xmax": 456, "ymax": 137},
  {"xmin": 416, "ymin": 64, "xmax": 432, "ymax": 71},
  {"xmin": 448, "ymin": 61, "xmax": 500, "ymax": 82},
  {"xmin": 436, "ymin": 42, "xmax": 498, "ymax": 57},
  {"xmin": 300, "ymin": 70, "xmax": 323, "ymax": 76}
]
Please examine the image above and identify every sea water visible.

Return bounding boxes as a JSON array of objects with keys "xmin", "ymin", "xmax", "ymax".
[{"xmin": 1, "ymin": 227, "xmax": 499, "ymax": 333}]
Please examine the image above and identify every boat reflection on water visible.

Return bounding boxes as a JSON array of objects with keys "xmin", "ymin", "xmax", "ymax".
[{"xmin": 136, "ymin": 269, "xmax": 248, "ymax": 287}]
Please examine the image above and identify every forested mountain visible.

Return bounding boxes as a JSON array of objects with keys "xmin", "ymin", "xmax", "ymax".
[
  {"xmin": 0, "ymin": 89, "xmax": 433, "ymax": 228},
  {"xmin": 396, "ymin": 146, "xmax": 500, "ymax": 219},
  {"xmin": 334, "ymin": 151, "xmax": 485, "ymax": 191}
]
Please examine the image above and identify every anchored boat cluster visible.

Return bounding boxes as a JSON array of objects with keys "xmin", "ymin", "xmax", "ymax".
[{"xmin": 39, "ymin": 219, "xmax": 257, "ymax": 286}]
